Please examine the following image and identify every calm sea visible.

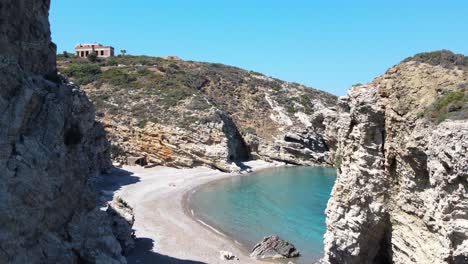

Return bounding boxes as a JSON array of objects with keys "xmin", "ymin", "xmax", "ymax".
[{"xmin": 189, "ymin": 166, "xmax": 336, "ymax": 263}]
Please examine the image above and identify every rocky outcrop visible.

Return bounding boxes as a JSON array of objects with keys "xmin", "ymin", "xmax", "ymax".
[
  {"xmin": 107, "ymin": 196, "xmax": 136, "ymax": 254},
  {"xmin": 250, "ymin": 235, "xmax": 300, "ymax": 259},
  {"xmin": 103, "ymin": 109, "xmax": 249, "ymax": 172},
  {"xmin": 57, "ymin": 55, "xmax": 337, "ymax": 170},
  {"xmin": 0, "ymin": 1, "xmax": 130, "ymax": 263},
  {"xmin": 323, "ymin": 51, "xmax": 468, "ymax": 264}
]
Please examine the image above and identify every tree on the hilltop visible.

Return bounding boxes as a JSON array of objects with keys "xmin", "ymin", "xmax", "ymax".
[
  {"xmin": 87, "ymin": 51, "xmax": 98, "ymax": 62},
  {"xmin": 63, "ymin": 51, "xmax": 69, "ymax": 58},
  {"xmin": 120, "ymin": 49, "xmax": 127, "ymax": 56}
]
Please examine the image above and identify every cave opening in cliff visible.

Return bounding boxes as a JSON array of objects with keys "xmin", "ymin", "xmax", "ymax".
[
  {"xmin": 220, "ymin": 114, "xmax": 251, "ymax": 162},
  {"xmin": 373, "ymin": 218, "xmax": 393, "ymax": 264},
  {"xmin": 127, "ymin": 156, "xmax": 148, "ymax": 166}
]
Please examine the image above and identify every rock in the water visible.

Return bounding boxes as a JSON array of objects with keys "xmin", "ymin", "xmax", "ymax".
[{"xmin": 250, "ymin": 235, "xmax": 300, "ymax": 259}]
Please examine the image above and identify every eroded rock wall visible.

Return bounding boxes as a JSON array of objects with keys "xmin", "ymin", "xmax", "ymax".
[
  {"xmin": 323, "ymin": 57, "xmax": 468, "ymax": 264},
  {"xmin": 0, "ymin": 1, "xmax": 130, "ymax": 263},
  {"xmin": 105, "ymin": 109, "xmax": 250, "ymax": 172}
]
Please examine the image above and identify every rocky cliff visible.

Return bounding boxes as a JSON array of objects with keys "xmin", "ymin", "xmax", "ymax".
[
  {"xmin": 0, "ymin": 1, "xmax": 131, "ymax": 263},
  {"xmin": 323, "ymin": 51, "xmax": 468, "ymax": 264},
  {"xmin": 57, "ymin": 56, "xmax": 337, "ymax": 171}
]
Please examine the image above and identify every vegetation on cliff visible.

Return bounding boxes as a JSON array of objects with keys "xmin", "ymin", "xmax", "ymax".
[
  {"xmin": 373, "ymin": 50, "xmax": 468, "ymax": 124},
  {"xmin": 418, "ymin": 89, "xmax": 468, "ymax": 123},
  {"xmin": 403, "ymin": 51, "xmax": 468, "ymax": 123},
  {"xmin": 58, "ymin": 56, "xmax": 335, "ymax": 127},
  {"xmin": 404, "ymin": 50, "xmax": 468, "ymax": 68},
  {"xmin": 58, "ymin": 55, "xmax": 337, "ymax": 168}
]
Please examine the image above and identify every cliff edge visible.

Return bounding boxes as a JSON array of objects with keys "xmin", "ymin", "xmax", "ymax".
[
  {"xmin": 0, "ymin": 1, "xmax": 131, "ymax": 263},
  {"xmin": 323, "ymin": 50, "xmax": 468, "ymax": 264}
]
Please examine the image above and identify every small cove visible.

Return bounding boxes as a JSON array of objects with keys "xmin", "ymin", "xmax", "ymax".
[{"xmin": 187, "ymin": 166, "xmax": 336, "ymax": 263}]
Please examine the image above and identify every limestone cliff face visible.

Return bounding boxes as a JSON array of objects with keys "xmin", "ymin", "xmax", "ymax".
[
  {"xmin": 0, "ymin": 1, "xmax": 130, "ymax": 263},
  {"xmin": 323, "ymin": 51, "xmax": 468, "ymax": 264},
  {"xmin": 103, "ymin": 109, "xmax": 250, "ymax": 172},
  {"xmin": 58, "ymin": 56, "xmax": 337, "ymax": 170}
]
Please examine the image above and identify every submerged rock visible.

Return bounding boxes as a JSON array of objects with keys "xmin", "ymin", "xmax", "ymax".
[{"xmin": 250, "ymin": 235, "xmax": 300, "ymax": 259}]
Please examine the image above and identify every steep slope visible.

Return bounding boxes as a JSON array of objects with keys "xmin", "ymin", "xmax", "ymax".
[
  {"xmin": 0, "ymin": 1, "xmax": 131, "ymax": 263},
  {"xmin": 58, "ymin": 56, "xmax": 337, "ymax": 171},
  {"xmin": 323, "ymin": 50, "xmax": 468, "ymax": 264}
]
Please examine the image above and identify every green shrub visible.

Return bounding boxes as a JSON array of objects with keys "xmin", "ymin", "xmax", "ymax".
[
  {"xmin": 243, "ymin": 127, "xmax": 257, "ymax": 135},
  {"xmin": 137, "ymin": 120, "xmax": 147, "ymax": 129},
  {"xmin": 405, "ymin": 50, "xmax": 467, "ymax": 68},
  {"xmin": 62, "ymin": 64, "xmax": 102, "ymax": 85},
  {"xmin": 335, "ymin": 155, "xmax": 342, "ymax": 169},
  {"xmin": 87, "ymin": 51, "xmax": 98, "ymax": 63},
  {"xmin": 106, "ymin": 58, "xmax": 118, "ymax": 66},
  {"xmin": 416, "ymin": 111, "xmax": 425, "ymax": 119},
  {"xmin": 187, "ymin": 95, "xmax": 211, "ymax": 111},
  {"xmin": 136, "ymin": 67, "xmax": 152, "ymax": 76},
  {"xmin": 300, "ymin": 94, "xmax": 314, "ymax": 114},
  {"xmin": 422, "ymin": 90, "xmax": 467, "ymax": 124},
  {"xmin": 434, "ymin": 91, "xmax": 464, "ymax": 111},
  {"xmin": 157, "ymin": 85, "xmax": 193, "ymax": 108},
  {"xmin": 110, "ymin": 144, "xmax": 126, "ymax": 159},
  {"xmin": 271, "ymin": 82, "xmax": 282, "ymax": 91},
  {"xmin": 286, "ymin": 105, "xmax": 296, "ymax": 113},
  {"xmin": 101, "ymin": 68, "xmax": 136, "ymax": 86}
]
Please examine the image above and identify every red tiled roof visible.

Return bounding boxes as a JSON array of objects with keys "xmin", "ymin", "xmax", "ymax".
[{"xmin": 75, "ymin": 43, "xmax": 114, "ymax": 49}]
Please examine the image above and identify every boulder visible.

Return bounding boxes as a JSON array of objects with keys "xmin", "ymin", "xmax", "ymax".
[{"xmin": 250, "ymin": 235, "xmax": 300, "ymax": 259}]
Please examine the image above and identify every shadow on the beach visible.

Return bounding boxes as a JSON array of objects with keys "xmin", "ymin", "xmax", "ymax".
[
  {"xmin": 234, "ymin": 161, "xmax": 253, "ymax": 172},
  {"xmin": 95, "ymin": 167, "xmax": 141, "ymax": 205},
  {"xmin": 126, "ymin": 238, "xmax": 207, "ymax": 264}
]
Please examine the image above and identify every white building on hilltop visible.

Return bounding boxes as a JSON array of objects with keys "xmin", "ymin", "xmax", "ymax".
[{"xmin": 75, "ymin": 43, "xmax": 114, "ymax": 58}]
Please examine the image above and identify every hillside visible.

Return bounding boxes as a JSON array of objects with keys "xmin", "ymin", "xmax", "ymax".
[
  {"xmin": 323, "ymin": 50, "xmax": 468, "ymax": 264},
  {"xmin": 58, "ymin": 55, "xmax": 337, "ymax": 171}
]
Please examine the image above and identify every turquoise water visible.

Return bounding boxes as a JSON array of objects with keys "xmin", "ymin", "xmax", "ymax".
[{"xmin": 189, "ymin": 166, "xmax": 336, "ymax": 263}]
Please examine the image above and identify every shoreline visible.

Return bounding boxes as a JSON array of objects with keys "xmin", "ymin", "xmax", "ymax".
[
  {"xmin": 181, "ymin": 165, "xmax": 297, "ymax": 261},
  {"xmin": 182, "ymin": 165, "xmax": 331, "ymax": 264},
  {"xmin": 98, "ymin": 160, "xmax": 291, "ymax": 264}
]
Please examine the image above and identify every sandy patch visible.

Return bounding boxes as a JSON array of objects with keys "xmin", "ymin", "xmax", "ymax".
[{"xmin": 97, "ymin": 160, "xmax": 289, "ymax": 264}]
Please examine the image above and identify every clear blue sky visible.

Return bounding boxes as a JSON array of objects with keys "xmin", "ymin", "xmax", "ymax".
[{"xmin": 50, "ymin": 0, "xmax": 468, "ymax": 96}]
